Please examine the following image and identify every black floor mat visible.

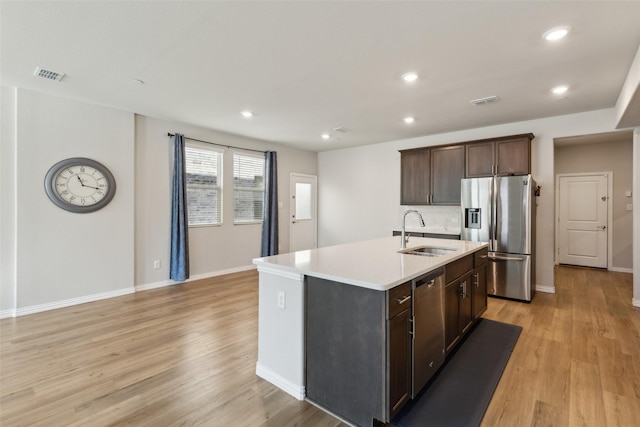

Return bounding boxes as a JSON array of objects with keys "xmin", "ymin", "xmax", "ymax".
[{"xmin": 393, "ymin": 318, "xmax": 522, "ymax": 427}]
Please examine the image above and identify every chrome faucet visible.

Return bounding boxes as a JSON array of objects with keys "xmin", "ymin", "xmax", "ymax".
[{"xmin": 401, "ymin": 209, "xmax": 426, "ymax": 248}]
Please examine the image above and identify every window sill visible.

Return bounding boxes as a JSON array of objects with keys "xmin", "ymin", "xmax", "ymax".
[{"xmin": 234, "ymin": 220, "xmax": 263, "ymax": 226}]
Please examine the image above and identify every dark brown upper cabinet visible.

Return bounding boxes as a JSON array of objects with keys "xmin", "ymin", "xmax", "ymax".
[
  {"xmin": 465, "ymin": 134, "xmax": 533, "ymax": 177},
  {"xmin": 401, "ymin": 133, "xmax": 532, "ymax": 205},
  {"xmin": 431, "ymin": 145, "xmax": 465, "ymax": 205},
  {"xmin": 400, "ymin": 145, "xmax": 464, "ymax": 205},
  {"xmin": 400, "ymin": 148, "xmax": 431, "ymax": 205}
]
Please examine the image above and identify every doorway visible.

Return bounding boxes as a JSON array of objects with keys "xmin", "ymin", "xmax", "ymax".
[
  {"xmin": 556, "ymin": 172, "xmax": 612, "ymax": 268},
  {"xmin": 290, "ymin": 173, "xmax": 317, "ymax": 252}
]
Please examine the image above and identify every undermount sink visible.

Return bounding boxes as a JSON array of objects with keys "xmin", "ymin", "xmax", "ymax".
[{"xmin": 398, "ymin": 245, "xmax": 457, "ymax": 257}]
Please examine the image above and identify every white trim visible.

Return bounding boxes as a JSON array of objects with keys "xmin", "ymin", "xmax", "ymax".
[
  {"xmin": 633, "ymin": 298, "xmax": 640, "ymax": 308},
  {"xmin": 555, "ymin": 172, "xmax": 613, "ymax": 269},
  {"xmin": 256, "ymin": 362, "xmax": 306, "ymax": 401},
  {"xmin": 255, "ymin": 263, "xmax": 304, "ymax": 282},
  {"xmin": 4, "ymin": 266, "xmax": 258, "ymax": 318},
  {"xmin": 135, "ymin": 264, "xmax": 256, "ymax": 292},
  {"xmin": 611, "ymin": 267, "xmax": 633, "ymax": 274},
  {"xmin": 290, "ymin": 173, "xmax": 318, "ymax": 252},
  {"xmin": 536, "ymin": 285, "xmax": 556, "ymax": 294},
  {"xmin": 13, "ymin": 287, "xmax": 135, "ymax": 317},
  {"xmin": 0, "ymin": 309, "xmax": 16, "ymax": 319}
]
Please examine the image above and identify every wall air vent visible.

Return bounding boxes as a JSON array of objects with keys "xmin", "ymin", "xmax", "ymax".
[
  {"xmin": 33, "ymin": 67, "xmax": 65, "ymax": 81},
  {"xmin": 470, "ymin": 95, "xmax": 499, "ymax": 106}
]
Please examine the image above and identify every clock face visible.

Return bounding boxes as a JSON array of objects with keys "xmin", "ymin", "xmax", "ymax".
[{"xmin": 44, "ymin": 158, "xmax": 116, "ymax": 213}]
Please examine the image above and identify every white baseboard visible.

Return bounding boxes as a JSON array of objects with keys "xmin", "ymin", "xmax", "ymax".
[
  {"xmin": 536, "ymin": 285, "xmax": 556, "ymax": 294},
  {"xmin": 3, "ymin": 265, "xmax": 258, "ymax": 318},
  {"xmin": 633, "ymin": 298, "xmax": 640, "ymax": 308},
  {"xmin": 610, "ymin": 267, "xmax": 633, "ymax": 274},
  {"xmin": 0, "ymin": 308, "xmax": 16, "ymax": 319},
  {"xmin": 134, "ymin": 264, "xmax": 256, "ymax": 292},
  {"xmin": 256, "ymin": 362, "xmax": 305, "ymax": 401},
  {"xmin": 12, "ymin": 287, "xmax": 135, "ymax": 318}
]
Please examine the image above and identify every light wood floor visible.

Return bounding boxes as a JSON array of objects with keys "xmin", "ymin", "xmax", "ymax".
[{"xmin": 1, "ymin": 266, "xmax": 637, "ymax": 426}]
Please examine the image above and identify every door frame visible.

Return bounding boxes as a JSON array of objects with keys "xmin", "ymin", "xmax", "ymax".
[
  {"xmin": 289, "ymin": 173, "xmax": 318, "ymax": 252},
  {"xmin": 555, "ymin": 171, "xmax": 613, "ymax": 269}
]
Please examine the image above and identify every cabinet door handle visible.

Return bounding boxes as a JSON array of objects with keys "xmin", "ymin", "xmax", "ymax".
[
  {"xmin": 474, "ymin": 273, "xmax": 480, "ymax": 287},
  {"xmin": 396, "ymin": 295, "xmax": 411, "ymax": 305},
  {"xmin": 459, "ymin": 281, "xmax": 467, "ymax": 298}
]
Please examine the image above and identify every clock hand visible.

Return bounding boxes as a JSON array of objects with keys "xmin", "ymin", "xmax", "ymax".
[
  {"xmin": 76, "ymin": 176, "xmax": 85, "ymax": 187},
  {"xmin": 84, "ymin": 185, "xmax": 100, "ymax": 190}
]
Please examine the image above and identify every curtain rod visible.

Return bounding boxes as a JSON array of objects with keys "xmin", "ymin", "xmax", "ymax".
[{"xmin": 167, "ymin": 133, "xmax": 266, "ymax": 154}]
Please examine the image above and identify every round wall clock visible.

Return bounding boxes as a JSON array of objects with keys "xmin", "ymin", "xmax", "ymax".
[{"xmin": 44, "ymin": 157, "xmax": 116, "ymax": 213}]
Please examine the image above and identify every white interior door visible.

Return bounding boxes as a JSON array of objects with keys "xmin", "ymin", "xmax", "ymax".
[
  {"xmin": 290, "ymin": 173, "xmax": 317, "ymax": 252},
  {"xmin": 557, "ymin": 174, "xmax": 608, "ymax": 268}
]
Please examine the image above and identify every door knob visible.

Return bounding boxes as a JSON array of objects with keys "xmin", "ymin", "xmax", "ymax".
[{"xmin": 597, "ymin": 225, "xmax": 606, "ymax": 230}]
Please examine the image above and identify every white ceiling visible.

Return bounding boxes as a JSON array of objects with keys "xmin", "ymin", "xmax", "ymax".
[{"xmin": 2, "ymin": 1, "xmax": 640, "ymax": 152}]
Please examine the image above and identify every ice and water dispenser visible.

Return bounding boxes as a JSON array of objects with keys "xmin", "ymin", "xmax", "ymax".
[{"xmin": 464, "ymin": 208, "xmax": 481, "ymax": 229}]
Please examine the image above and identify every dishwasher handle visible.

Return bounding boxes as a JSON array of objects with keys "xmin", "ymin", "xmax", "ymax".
[{"xmin": 413, "ymin": 267, "xmax": 445, "ymax": 289}]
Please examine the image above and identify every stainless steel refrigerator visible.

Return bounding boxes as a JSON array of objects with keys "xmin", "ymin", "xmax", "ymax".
[{"xmin": 461, "ymin": 175, "xmax": 536, "ymax": 302}]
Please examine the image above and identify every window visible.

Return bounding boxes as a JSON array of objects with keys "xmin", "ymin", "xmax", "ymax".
[
  {"xmin": 185, "ymin": 144, "xmax": 222, "ymax": 226},
  {"xmin": 233, "ymin": 152, "xmax": 265, "ymax": 223}
]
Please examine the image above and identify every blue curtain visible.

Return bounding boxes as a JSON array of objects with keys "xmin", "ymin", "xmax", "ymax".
[
  {"xmin": 261, "ymin": 151, "xmax": 279, "ymax": 257},
  {"xmin": 170, "ymin": 133, "xmax": 190, "ymax": 281}
]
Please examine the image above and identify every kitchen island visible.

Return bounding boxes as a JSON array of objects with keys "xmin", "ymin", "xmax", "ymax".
[{"xmin": 253, "ymin": 236, "xmax": 488, "ymax": 426}]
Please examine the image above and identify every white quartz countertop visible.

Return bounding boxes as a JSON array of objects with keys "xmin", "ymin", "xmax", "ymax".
[{"xmin": 253, "ymin": 236, "xmax": 488, "ymax": 291}]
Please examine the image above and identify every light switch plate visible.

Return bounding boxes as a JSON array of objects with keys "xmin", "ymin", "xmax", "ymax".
[{"xmin": 627, "ymin": 204, "xmax": 633, "ymax": 211}]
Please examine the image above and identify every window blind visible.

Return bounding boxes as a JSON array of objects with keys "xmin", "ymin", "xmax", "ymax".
[
  {"xmin": 233, "ymin": 153, "xmax": 265, "ymax": 223},
  {"xmin": 185, "ymin": 145, "xmax": 222, "ymax": 225}
]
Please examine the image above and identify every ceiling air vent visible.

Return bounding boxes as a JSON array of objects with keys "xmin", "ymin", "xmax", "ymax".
[
  {"xmin": 33, "ymin": 67, "xmax": 65, "ymax": 82},
  {"xmin": 470, "ymin": 95, "xmax": 499, "ymax": 106},
  {"xmin": 332, "ymin": 127, "xmax": 352, "ymax": 133}
]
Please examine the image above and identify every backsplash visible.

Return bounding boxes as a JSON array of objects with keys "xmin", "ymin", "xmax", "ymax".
[{"xmin": 398, "ymin": 205, "xmax": 462, "ymax": 234}]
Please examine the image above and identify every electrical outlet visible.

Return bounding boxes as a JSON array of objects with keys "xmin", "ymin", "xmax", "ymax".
[
  {"xmin": 153, "ymin": 260, "xmax": 161, "ymax": 269},
  {"xmin": 277, "ymin": 291, "xmax": 286, "ymax": 309}
]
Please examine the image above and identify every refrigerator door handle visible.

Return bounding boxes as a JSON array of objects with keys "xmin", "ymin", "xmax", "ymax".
[
  {"xmin": 488, "ymin": 254, "xmax": 526, "ymax": 262},
  {"xmin": 490, "ymin": 177, "xmax": 496, "ymax": 251}
]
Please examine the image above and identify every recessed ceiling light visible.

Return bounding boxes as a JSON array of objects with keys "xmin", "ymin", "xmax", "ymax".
[
  {"xmin": 132, "ymin": 79, "xmax": 145, "ymax": 85},
  {"xmin": 403, "ymin": 116, "xmax": 415, "ymax": 124},
  {"xmin": 543, "ymin": 26, "xmax": 570, "ymax": 41},
  {"xmin": 551, "ymin": 85, "xmax": 569, "ymax": 95},
  {"xmin": 402, "ymin": 72, "xmax": 418, "ymax": 83},
  {"xmin": 321, "ymin": 133, "xmax": 330, "ymax": 140},
  {"xmin": 240, "ymin": 110, "xmax": 253, "ymax": 118}
]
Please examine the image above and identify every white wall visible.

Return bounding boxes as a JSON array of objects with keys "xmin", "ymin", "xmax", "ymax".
[
  {"xmin": 1, "ymin": 88, "xmax": 135, "ymax": 315},
  {"xmin": 1, "ymin": 87, "xmax": 17, "ymax": 315},
  {"xmin": 1, "ymin": 89, "xmax": 317, "ymax": 316},
  {"xmin": 318, "ymin": 108, "xmax": 627, "ymax": 293},
  {"xmin": 634, "ymin": 129, "xmax": 640, "ymax": 307},
  {"xmin": 135, "ymin": 115, "xmax": 318, "ymax": 288},
  {"xmin": 555, "ymin": 137, "xmax": 634, "ymax": 270}
]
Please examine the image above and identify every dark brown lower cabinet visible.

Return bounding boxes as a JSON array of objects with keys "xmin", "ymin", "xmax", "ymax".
[
  {"xmin": 445, "ymin": 272, "xmax": 473, "ymax": 354},
  {"xmin": 444, "ymin": 280, "xmax": 460, "ymax": 353},
  {"xmin": 388, "ymin": 307, "xmax": 411, "ymax": 418},
  {"xmin": 471, "ymin": 248, "xmax": 488, "ymax": 319},
  {"xmin": 472, "ymin": 265, "xmax": 487, "ymax": 319}
]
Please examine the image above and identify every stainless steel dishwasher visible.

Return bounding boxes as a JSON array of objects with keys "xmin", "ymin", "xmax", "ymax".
[{"xmin": 411, "ymin": 267, "xmax": 445, "ymax": 397}]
